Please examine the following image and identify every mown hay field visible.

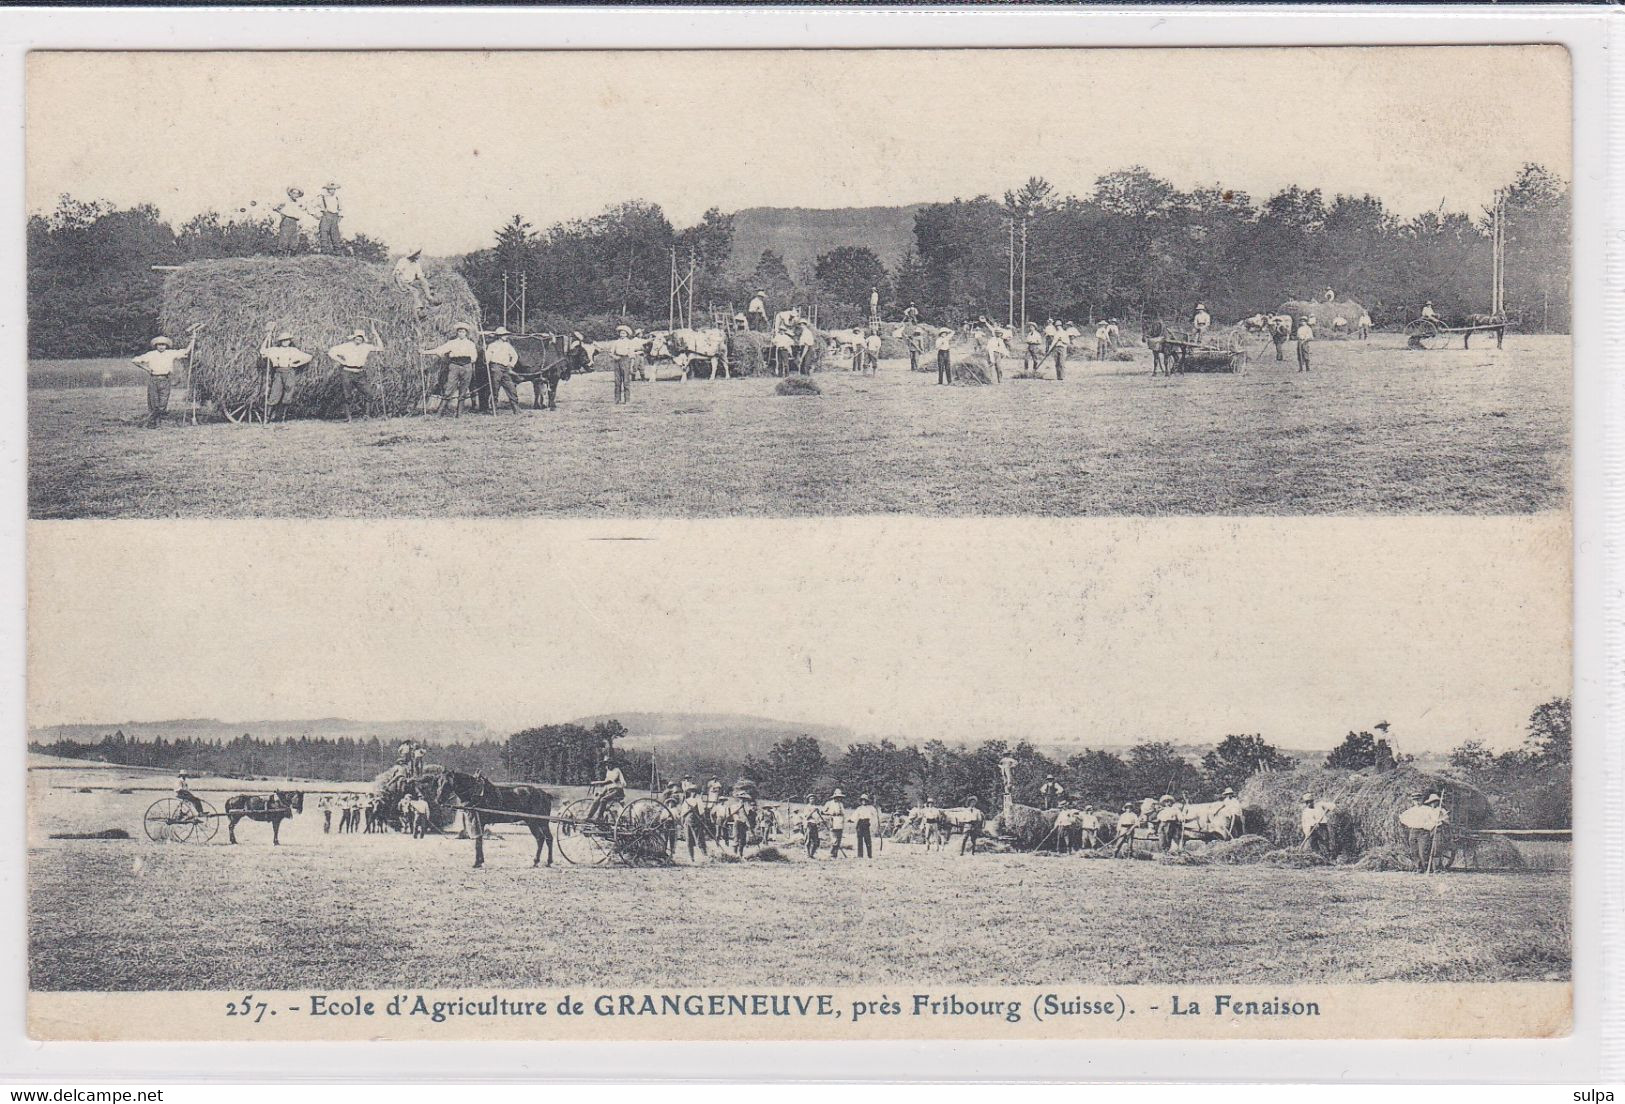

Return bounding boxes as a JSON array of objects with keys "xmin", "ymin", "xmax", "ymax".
[
  {"xmin": 28, "ymin": 334, "xmax": 1569, "ymax": 518},
  {"xmin": 29, "ymin": 765, "xmax": 1570, "ymax": 991}
]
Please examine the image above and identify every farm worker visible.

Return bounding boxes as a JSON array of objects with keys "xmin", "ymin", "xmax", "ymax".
[
  {"xmin": 794, "ymin": 320, "xmax": 817, "ymax": 375},
  {"xmin": 1039, "ymin": 775, "xmax": 1065, "ymax": 810},
  {"xmin": 319, "ymin": 796, "xmax": 333, "ymax": 833},
  {"xmin": 260, "ymin": 332, "xmax": 313, "ymax": 422},
  {"xmin": 869, "ymin": 287, "xmax": 880, "ymax": 320},
  {"xmin": 1268, "ymin": 315, "xmax": 1291, "ymax": 361},
  {"xmin": 131, "ymin": 335, "xmax": 191, "ymax": 428},
  {"xmin": 1192, "ymin": 303, "xmax": 1211, "ymax": 336},
  {"xmin": 175, "ymin": 771, "xmax": 203, "ymax": 816},
  {"xmin": 421, "ymin": 323, "xmax": 478, "ymax": 417},
  {"xmin": 1050, "ymin": 321, "xmax": 1070, "ymax": 380},
  {"xmin": 998, "ymin": 755, "xmax": 1017, "ymax": 792},
  {"xmin": 680, "ymin": 777, "xmax": 697, "ymax": 797},
  {"xmin": 903, "ymin": 303, "xmax": 919, "ymax": 324},
  {"xmin": 959, "ymin": 796, "xmax": 982, "ymax": 854},
  {"xmin": 1155, "ymin": 795, "xmax": 1184, "ymax": 852},
  {"xmin": 1080, "ymin": 805, "xmax": 1101, "ymax": 849},
  {"xmin": 678, "ymin": 791, "xmax": 708, "ymax": 859},
  {"xmin": 1402, "ymin": 793, "xmax": 1452, "ymax": 873},
  {"xmin": 1421, "ymin": 300, "xmax": 1439, "ymax": 321},
  {"xmin": 983, "ymin": 327, "xmax": 1007, "ymax": 382},
  {"xmin": 748, "ymin": 291, "xmax": 768, "ymax": 331},
  {"xmin": 397, "ymin": 741, "xmax": 414, "ymax": 766},
  {"xmin": 1322, "ymin": 286, "xmax": 1336, "ymax": 303},
  {"xmin": 1107, "ymin": 318, "xmax": 1121, "ymax": 347},
  {"xmin": 863, "ymin": 330, "xmax": 882, "ymax": 373},
  {"xmin": 1145, "ymin": 318, "xmax": 1168, "ymax": 375},
  {"xmin": 411, "ymin": 744, "xmax": 426, "ymax": 777},
  {"xmin": 1358, "ymin": 311, "xmax": 1372, "ymax": 340},
  {"xmin": 1295, "ymin": 316, "xmax": 1315, "ymax": 373},
  {"xmin": 315, "ymin": 182, "xmax": 343, "ymax": 254},
  {"xmin": 821, "ymin": 790, "xmax": 849, "ymax": 858},
  {"xmin": 271, "ymin": 187, "xmax": 309, "ymax": 254},
  {"xmin": 803, "ymin": 794, "xmax": 822, "ymax": 858},
  {"xmin": 706, "ymin": 777, "xmax": 723, "ymax": 802},
  {"xmin": 1023, "ymin": 324, "xmax": 1044, "ymax": 372},
  {"xmin": 610, "ymin": 324, "xmax": 637, "ymax": 405},
  {"xmin": 853, "ymin": 795, "xmax": 879, "ymax": 859},
  {"xmin": 392, "ymin": 249, "xmax": 439, "ymax": 308},
  {"xmin": 1113, "ymin": 803, "xmax": 1139, "ymax": 857},
  {"xmin": 483, "ymin": 327, "xmax": 522, "ymax": 413},
  {"xmin": 1214, "ymin": 787, "xmax": 1244, "ymax": 838},
  {"xmin": 935, "ymin": 328, "xmax": 954, "ymax": 385},
  {"xmin": 1094, "ymin": 320, "xmax": 1111, "ymax": 360},
  {"xmin": 1300, "ymin": 794, "xmax": 1334, "ymax": 856},
  {"xmin": 586, "ymin": 759, "xmax": 627, "ymax": 823},
  {"xmin": 329, "ymin": 326, "xmax": 384, "ymax": 422}
]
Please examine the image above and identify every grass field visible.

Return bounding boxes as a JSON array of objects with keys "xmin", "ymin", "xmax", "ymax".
[
  {"xmin": 27, "ymin": 357, "xmax": 146, "ymax": 390},
  {"xmin": 27, "ymin": 334, "xmax": 1570, "ymax": 518},
  {"xmin": 28, "ymin": 765, "xmax": 1570, "ymax": 991}
]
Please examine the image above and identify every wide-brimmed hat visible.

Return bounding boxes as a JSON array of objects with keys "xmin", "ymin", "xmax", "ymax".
[
  {"xmin": 152, "ymin": 336, "xmax": 172, "ymax": 348},
  {"xmin": 287, "ymin": 187, "xmax": 304, "ymax": 198},
  {"xmin": 859, "ymin": 793, "xmax": 870, "ymax": 802},
  {"xmin": 277, "ymin": 331, "xmax": 294, "ymax": 342},
  {"xmin": 616, "ymin": 325, "xmax": 633, "ymax": 336},
  {"xmin": 1196, "ymin": 303, "xmax": 1206, "ymax": 310},
  {"xmin": 571, "ymin": 331, "xmax": 584, "ymax": 341},
  {"xmin": 1301, "ymin": 793, "xmax": 1316, "ymax": 803},
  {"xmin": 1425, "ymin": 793, "xmax": 1442, "ymax": 805},
  {"xmin": 1159, "ymin": 794, "xmax": 1175, "ymax": 803},
  {"xmin": 351, "ymin": 329, "xmax": 366, "ymax": 340},
  {"xmin": 325, "ymin": 181, "xmax": 340, "ymax": 189},
  {"xmin": 407, "ymin": 248, "xmax": 422, "ymax": 260},
  {"xmin": 1123, "ymin": 802, "xmax": 1134, "ymax": 810},
  {"xmin": 938, "ymin": 327, "xmax": 953, "ymax": 335},
  {"xmin": 1221, "ymin": 787, "xmax": 1236, "ymax": 797},
  {"xmin": 831, "ymin": 788, "xmax": 845, "ymax": 799},
  {"xmin": 494, "ymin": 327, "xmax": 510, "ymax": 336}
]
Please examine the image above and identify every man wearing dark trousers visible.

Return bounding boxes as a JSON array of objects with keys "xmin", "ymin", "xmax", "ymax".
[
  {"xmin": 935, "ymin": 328, "xmax": 953, "ymax": 385},
  {"xmin": 853, "ymin": 795, "xmax": 879, "ymax": 859}
]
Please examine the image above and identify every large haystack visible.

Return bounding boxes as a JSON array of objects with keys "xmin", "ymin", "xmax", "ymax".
[
  {"xmin": 1239, "ymin": 765, "xmax": 1491, "ymax": 855},
  {"xmin": 160, "ymin": 255, "xmax": 480, "ymax": 420},
  {"xmin": 372, "ymin": 764, "xmax": 459, "ymax": 830},
  {"xmin": 994, "ymin": 803, "xmax": 1055, "ymax": 850},
  {"xmin": 1277, "ymin": 299, "xmax": 1367, "ymax": 339}
]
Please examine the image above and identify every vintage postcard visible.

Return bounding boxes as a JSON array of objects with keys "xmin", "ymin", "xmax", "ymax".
[{"xmin": 22, "ymin": 44, "xmax": 1575, "ymax": 1047}]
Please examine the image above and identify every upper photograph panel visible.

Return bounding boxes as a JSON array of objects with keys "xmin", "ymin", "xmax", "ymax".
[{"xmin": 26, "ymin": 47, "xmax": 1571, "ymax": 519}]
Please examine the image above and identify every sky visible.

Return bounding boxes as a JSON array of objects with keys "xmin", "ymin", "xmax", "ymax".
[
  {"xmin": 26, "ymin": 46, "xmax": 1572, "ymax": 257},
  {"xmin": 28, "ymin": 518, "xmax": 1569, "ymax": 753}
]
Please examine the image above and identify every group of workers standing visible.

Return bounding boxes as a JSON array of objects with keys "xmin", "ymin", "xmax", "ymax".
[{"xmin": 270, "ymin": 182, "xmax": 346, "ymax": 255}]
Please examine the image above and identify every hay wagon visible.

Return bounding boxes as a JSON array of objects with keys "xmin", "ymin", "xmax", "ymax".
[
  {"xmin": 1404, "ymin": 315, "xmax": 1509, "ymax": 350},
  {"xmin": 1158, "ymin": 326, "xmax": 1246, "ymax": 374},
  {"xmin": 143, "ymin": 796, "xmax": 225, "ymax": 843}
]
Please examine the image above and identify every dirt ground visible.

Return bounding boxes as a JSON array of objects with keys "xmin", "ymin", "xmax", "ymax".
[
  {"xmin": 28, "ymin": 764, "xmax": 1571, "ymax": 991},
  {"xmin": 27, "ymin": 334, "xmax": 1570, "ymax": 518}
]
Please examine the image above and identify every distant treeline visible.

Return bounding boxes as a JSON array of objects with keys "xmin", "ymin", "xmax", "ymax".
[{"xmin": 29, "ymin": 161, "xmax": 1569, "ymax": 358}]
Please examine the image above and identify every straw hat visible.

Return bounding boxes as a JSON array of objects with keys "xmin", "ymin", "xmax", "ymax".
[
  {"xmin": 454, "ymin": 322, "xmax": 472, "ymax": 333},
  {"xmin": 152, "ymin": 336, "xmax": 171, "ymax": 348},
  {"xmin": 351, "ymin": 329, "xmax": 366, "ymax": 340},
  {"xmin": 277, "ymin": 331, "xmax": 294, "ymax": 342},
  {"xmin": 494, "ymin": 327, "xmax": 510, "ymax": 336}
]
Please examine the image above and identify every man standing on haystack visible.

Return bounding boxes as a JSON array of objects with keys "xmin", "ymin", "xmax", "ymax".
[
  {"xmin": 271, "ymin": 187, "xmax": 311, "ymax": 255},
  {"xmin": 315, "ymin": 182, "xmax": 344, "ymax": 254},
  {"xmin": 1039, "ymin": 775, "xmax": 1066, "ymax": 810},
  {"xmin": 131, "ymin": 334, "xmax": 191, "ymax": 428},
  {"xmin": 420, "ymin": 323, "xmax": 479, "ymax": 417},
  {"xmin": 748, "ymin": 291, "xmax": 768, "ymax": 331},
  {"xmin": 260, "ymin": 332, "xmax": 313, "ymax": 422},
  {"xmin": 328, "ymin": 325, "xmax": 384, "ymax": 422}
]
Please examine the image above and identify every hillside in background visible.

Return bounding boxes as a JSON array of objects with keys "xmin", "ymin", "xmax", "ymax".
[
  {"xmin": 573, "ymin": 711, "xmax": 853, "ymax": 761},
  {"xmin": 727, "ymin": 205, "xmax": 923, "ymax": 275},
  {"xmin": 28, "ymin": 717, "xmax": 497, "ymax": 745}
]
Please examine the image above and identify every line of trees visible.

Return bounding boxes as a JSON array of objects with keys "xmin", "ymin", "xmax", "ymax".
[{"xmin": 1446, "ymin": 698, "xmax": 1571, "ymax": 829}]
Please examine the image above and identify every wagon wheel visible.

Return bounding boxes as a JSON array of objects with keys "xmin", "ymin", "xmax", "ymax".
[
  {"xmin": 554, "ymin": 798, "xmax": 613, "ymax": 866},
  {"xmin": 1405, "ymin": 318, "xmax": 1448, "ymax": 350},
  {"xmin": 143, "ymin": 798, "xmax": 187, "ymax": 843},
  {"xmin": 617, "ymin": 799, "xmax": 678, "ymax": 863},
  {"xmin": 220, "ymin": 401, "xmax": 253, "ymax": 424},
  {"xmin": 190, "ymin": 799, "xmax": 220, "ymax": 843}
]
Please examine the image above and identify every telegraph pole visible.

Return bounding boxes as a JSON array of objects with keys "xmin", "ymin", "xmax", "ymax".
[
  {"xmin": 1006, "ymin": 218, "xmax": 1016, "ymax": 330},
  {"xmin": 1019, "ymin": 217, "xmax": 1029, "ymax": 331}
]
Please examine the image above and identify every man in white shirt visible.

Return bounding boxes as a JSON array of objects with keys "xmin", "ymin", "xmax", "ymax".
[
  {"xmin": 131, "ymin": 335, "xmax": 192, "ymax": 428},
  {"xmin": 1192, "ymin": 302, "xmax": 1211, "ymax": 336},
  {"xmin": 1155, "ymin": 795, "xmax": 1185, "ymax": 852},
  {"xmin": 1300, "ymin": 794, "xmax": 1334, "ymax": 856},
  {"xmin": 420, "ymin": 323, "xmax": 478, "ymax": 417},
  {"xmin": 175, "ymin": 771, "xmax": 203, "ymax": 816},
  {"xmin": 316, "ymin": 182, "xmax": 343, "ymax": 254},
  {"xmin": 392, "ymin": 249, "xmax": 439, "ymax": 308},
  {"xmin": 1095, "ymin": 320, "xmax": 1111, "ymax": 360},
  {"xmin": 587, "ymin": 759, "xmax": 627, "ymax": 823},
  {"xmin": 1296, "ymin": 316, "xmax": 1315, "ymax": 373},
  {"xmin": 482, "ymin": 327, "xmax": 522, "ymax": 413},
  {"xmin": 984, "ymin": 327, "xmax": 1007, "ymax": 383},
  {"xmin": 868, "ymin": 287, "xmax": 880, "ymax": 321},
  {"xmin": 1050, "ymin": 321, "xmax": 1071, "ymax": 380},
  {"xmin": 1112, "ymin": 802, "xmax": 1140, "ymax": 857},
  {"xmin": 260, "ymin": 332, "xmax": 313, "ymax": 422},
  {"xmin": 1214, "ymin": 787, "xmax": 1245, "ymax": 839},
  {"xmin": 271, "ymin": 187, "xmax": 310, "ymax": 255},
  {"xmin": 935, "ymin": 328, "xmax": 954, "ymax": 385},
  {"xmin": 852, "ymin": 794, "xmax": 880, "ymax": 859},
  {"xmin": 862, "ymin": 330, "xmax": 882, "ymax": 374},
  {"xmin": 1421, "ymin": 300, "xmax": 1439, "ymax": 321},
  {"xmin": 820, "ymin": 790, "xmax": 849, "ymax": 858},
  {"xmin": 328, "ymin": 327, "xmax": 384, "ymax": 422},
  {"xmin": 747, "ymin": 291, "xmax": 768, "ymax": 331},
  {"xmin": 1358, "ymin": 311, "xmax": 1373, "ymax": 341}
]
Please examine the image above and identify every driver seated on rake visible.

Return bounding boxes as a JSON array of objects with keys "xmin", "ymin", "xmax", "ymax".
[
  {"xmin": 175, "ymin": 771, "xmax": 203, "ymax": 817},
  {"xmin": 586, "ymin": 759, "xmax": 627, "ymax": 823}
]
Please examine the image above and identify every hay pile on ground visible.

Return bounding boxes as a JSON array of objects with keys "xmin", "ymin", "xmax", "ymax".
[
  {"xmin": 1350, "ymin": 845, "xmax": 1415, "ymax": 871},
  {"xmin": 1156, "ymin": 849, "xmax": 1207, "ymax": 866},
  {"xmin": 745, "ymin": 845, "xmax": 790, "ymax": 863},
  {"xmin": 1239, "ymin": 764, "xmax": 1490, "ymax": 856},
  {"xmin": 775, "ymin": 377, "xmax": 821, "ymax": 396},
  {"xmin": 1277, "ymin": 298, "xmax": 1367, "ymax": 339},
  {"xmin": 160, "ymin": 255, "xmax": 480, "ymax": 420},
  {"xmin": 1264, "ymin": 847, "xmax": 1329, "ymax": 867},
  {"xmin": 1460, "ymin": 833, "xmax": 1527, "ymax": 871},
  {"xmin": 50, "ymin": 829, "xmax": 131, "ymax": 840},
  {"xmin": 726, "ymin": 330, "xmax": 771, "ymax": 377},
  {"xmin": 1200, "ymin": 834, "xmax": 1275, "ymax": 865},
  {"xmin": 952, "ymin": 358, "xmax": 991, "ymax": 385}
]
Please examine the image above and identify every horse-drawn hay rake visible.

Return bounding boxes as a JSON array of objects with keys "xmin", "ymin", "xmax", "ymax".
[
  {"xmin": 460, "ymin": 796, "xmax": 680, "ymax": 866},
  {"xmin": 1404, "ymin": 315, "xmax": 1509, "ymax": 350},
  {"xmin": 143, "ymin": 796, "xmax": 222, "ymax": 843},
  {"xmin": 1158, "ymin": 325, "xmax": 1246, "ymax": 374}
]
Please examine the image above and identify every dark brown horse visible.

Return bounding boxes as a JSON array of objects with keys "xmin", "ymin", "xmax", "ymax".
[
  {"xmin": 430, "ymin": 770, "xmax": 554, "ymax": 868},
  {"xmin": 224, "ymin": 790, "xmax": 304, "ymax": 845}
]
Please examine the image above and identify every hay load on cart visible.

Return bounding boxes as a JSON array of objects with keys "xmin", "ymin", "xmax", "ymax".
[
  {"xmin": 159, "ymin": 255, "xmax": 480, "ymax": 421},
  {"xmin": 1159, "ymin": 323, "xmax": 1247, "ymax": 373},
  {"xmin": 1238, "ymin": 764, "xmax": 1492, "ymax": 858},
  {"xmin": 374, "ymin": 764, "xmax": 460, "ymax": 831},
  {"xmin": 1278, "ymin": 298, "xmax": 1368, "ymax": 340}
]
